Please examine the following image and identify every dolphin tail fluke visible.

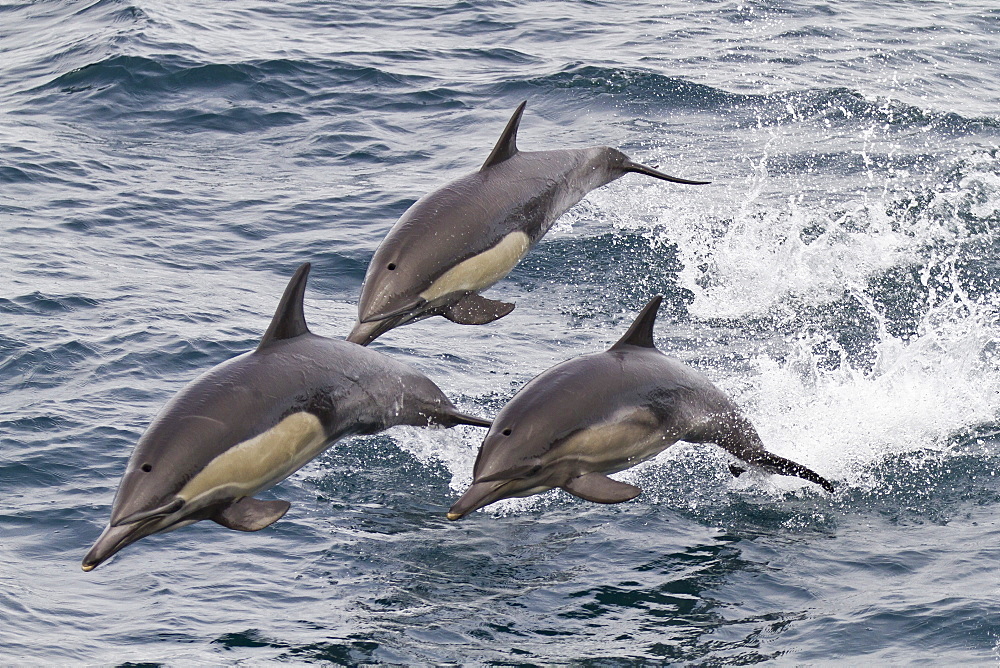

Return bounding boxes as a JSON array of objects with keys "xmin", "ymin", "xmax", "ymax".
[
  {"xmin": 692, "ymin": 411, "xmax": 834, "ymax": 492},
  {"xmin": 435, "ymin": 407, "xmax": 492, "ymax": 429},
  {"xmin": 624, "ymin": 160, "xmax": 711, "ymax": 186},
  {"xmin": 562, "ymin": 472, "xmax": 642, "ymax": 504},
  {"xmin": 211, "ymin": 497, "xmax": 291, "ymax": 532},
  {"xmin": 741, "ymin": 450, "xmax": 835, "ymax": 493},
  {"xmin": 443, "ymin": 294, "xmax": 515, "ymax": 325}
]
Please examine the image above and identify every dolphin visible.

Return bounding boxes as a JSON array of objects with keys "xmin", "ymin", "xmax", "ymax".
[
  {"xmin": 447, "ymin": 296, "xmax": 834, "ymax": 520},
  {"xmin": 347, "ymin": 101, "xmax": 709, "ymax": 345},
  {"xmin": 83, "ymin": 263, "xmax": 490, "ymax": 571}
]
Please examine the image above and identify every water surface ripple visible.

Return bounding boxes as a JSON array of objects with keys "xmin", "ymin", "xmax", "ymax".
[{"xmin": 2, "ymin": 0, "xmax": 999, "ymax": 663}]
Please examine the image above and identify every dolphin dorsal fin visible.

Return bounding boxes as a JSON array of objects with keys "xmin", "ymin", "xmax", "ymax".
[
  {"xmin": 610, "ymin": 295, "xmax": 663, "ymax": 350},
  {"xmin": 481, "ymin": 100, "xmax": 527, "ymax": 170},
  {"xmin": 258, "ymin": 263, "xmax": 311, "ymax": 350}
]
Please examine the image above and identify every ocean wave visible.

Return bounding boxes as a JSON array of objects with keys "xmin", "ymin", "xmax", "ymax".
[
  {"xmin": 37, "ymin": 54, "xmax": 307, "ymax": 104},
  {"xmin": 516, "ymin": 64, "xmax": 998, "ymax": 134},
  {"xmin": 24, "ymin": 51, "xmax": 474, "ymax": 133},
  {"xmin": 3, "ymin": 1, "xmax": 1000, "ymax": 663},
  {"xmin": 0, "ymin": 292, "xmax": 100, "ymax": 315}
]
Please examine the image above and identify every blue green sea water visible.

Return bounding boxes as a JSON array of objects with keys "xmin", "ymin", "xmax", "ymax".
[{"xmin": 2, "ymin": 0, "xmax": 999, "ymax": 662}]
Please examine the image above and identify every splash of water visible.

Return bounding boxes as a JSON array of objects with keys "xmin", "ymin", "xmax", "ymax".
[
  {"xmin": 391, "ymin": 148, "xmax": 1000, "ymax": 509},
  {"xmin": 658, "ymin": 148, "xmax": 1000, "ymax": 489}
]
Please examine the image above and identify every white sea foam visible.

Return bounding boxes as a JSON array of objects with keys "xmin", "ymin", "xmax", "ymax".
[
  {"xmin": 648, "ymin": 148, "xmax": 1000, "ymax": 490},
  {"xmin": 741, "ymin": 291, "xmax": 1000, "ymax": 492}
]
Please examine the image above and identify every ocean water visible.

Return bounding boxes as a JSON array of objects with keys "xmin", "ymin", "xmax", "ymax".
[{"xmin": 2, "ymin": 0, "xmax": 999, "ymax": 663}]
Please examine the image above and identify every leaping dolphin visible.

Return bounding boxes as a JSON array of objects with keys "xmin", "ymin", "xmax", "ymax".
[
  {"xmin": 83, "ymin": 263, "xmax": 490, "ymax": 571},
  {"xmin": 447, "ymin": 296, "xmax": 834, "ymax": 520},
  {"xmin": 347, "ymin": 101, "xmax": 709, "ymax": 345}
]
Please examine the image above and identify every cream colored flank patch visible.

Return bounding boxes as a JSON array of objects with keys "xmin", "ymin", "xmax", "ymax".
[
  {"xmin": 420, "ymin": 231, "xmax": 530, "ymax": 302},
  {"xmin": 177, "ymin": 411, "xmax": 326, "ymax": 505},
  {"xmin": 551, "ymin": 407, "xmax": 670, "ymax": 473}
]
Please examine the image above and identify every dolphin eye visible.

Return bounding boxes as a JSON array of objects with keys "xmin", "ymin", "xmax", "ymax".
[
  {"xmin": 141, "ymin": 463, "xmax": 152, "ymax": 472},
  {"xmin": 387, "ymin": 263, "xmax": 396, "ymax": 271},
  {"xmin": 502, "ymin": 428, "xmax": 512, "ymax": 436}
]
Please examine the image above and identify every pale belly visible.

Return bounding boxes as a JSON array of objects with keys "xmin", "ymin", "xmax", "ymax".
[
  {"xmin": 546, "ymin": 407, "xmax": 678, "ymax": 476},
  {"xmin": 176, "ymin": 411, "xmax": 328, "ymax": 510},
  {"xmin": 419, "ymin": 230, "xmax": 531, "ymax": 302}
]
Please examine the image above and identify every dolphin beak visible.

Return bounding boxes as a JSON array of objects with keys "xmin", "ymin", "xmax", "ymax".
[
  {"xmin": 111, "ymin": 497, "xmax": 184, "ymax": 527},
  {"xmin": 347, "ymin": 297, "xmax": 433, "ymax": 346},
  {"xmin": 81, "ymin": 520, "xmax": 157, "ymax": 572},
  {"xmin": 360, "ymin": 298, "xmax": 427, "ymax": 324},
  {"xmin": 346, "ymin": 317, "xmax": 395, "ymax": 346},
  {"xmin": 447, "ymin": 480, "xmax": 508, "ymax": 520}
]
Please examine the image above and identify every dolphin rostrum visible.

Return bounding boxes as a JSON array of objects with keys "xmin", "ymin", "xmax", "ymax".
[
  {"xmin": 447, "ymin": 296, "xmax": 834, "ymax": 520},
  {"xmin": 347, "ymin": 101, "xmax": 709, "ymax": 345},
  {"xmin": 83, "ymin": 263, "xmax": 490, "ymax": 571}
]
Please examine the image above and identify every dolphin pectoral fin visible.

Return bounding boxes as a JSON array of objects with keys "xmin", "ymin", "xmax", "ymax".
[
  {"xmin": 623, "ymin": 160, "xmax": 711, "ymax": 185},
  {"xmin": 442, "ymin": 294, "xmax": 515, "ymax": 325},
  {"xmin": 741, "ymin": 451, "xmax": 835, "ymax": 493},
  {"xmin": 562, "ymin": 473, "xmax": 642, "ymax": 504},
  {"xmin": 211, "ymin": 497, "xmax": 291, "ymax": 532},
  {"xmin": 728, "ymin": 464, "xmax": 747, "ymax": 478}
]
